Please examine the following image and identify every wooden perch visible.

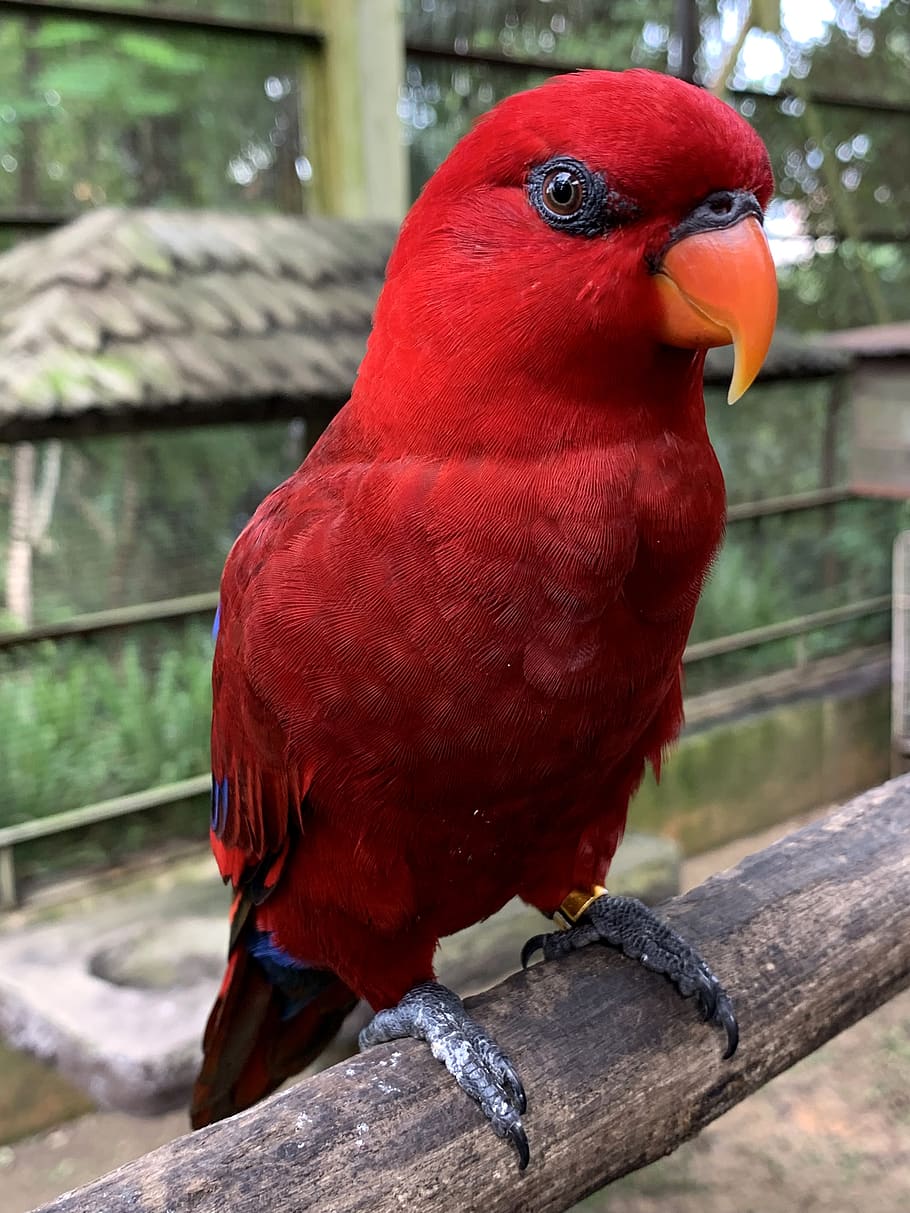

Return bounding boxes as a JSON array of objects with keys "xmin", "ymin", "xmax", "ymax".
[{"xmin": 35, "ymin": 777, "xmax": 910, "ymax": 1213}]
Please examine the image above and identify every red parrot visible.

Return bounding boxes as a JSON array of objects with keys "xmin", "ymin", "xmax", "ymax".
[{"xmin": 191, "ymin": 68, "xmax": 778, "ymax": 1167}]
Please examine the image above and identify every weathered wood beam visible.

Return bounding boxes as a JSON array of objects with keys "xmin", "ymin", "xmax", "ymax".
[
  {"xmin": 298, "ymin": 0, "xmax": 406, "ymax": 221},
  {"xmin": 33, "ymin": 777, "xmax": 910, "ymax": 1213},
  {"xmin": 0, "ymin": 1, "xmax": 322, "ymax": 43}
]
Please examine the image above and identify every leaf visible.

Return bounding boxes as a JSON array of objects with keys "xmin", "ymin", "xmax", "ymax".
[
  {"xmin": 122, "ymin": 90, "xmax": 180, "ymax": 118},
  {"xmin": 10, "ymin": 99, "xmax": 51, "ymax": 119},
  {"xmin": 115, "ymin": 32, "xmax": 207, "ymax": 75},
  {"xmin": 36, "ymin": 55, "xmax": 122, "ymax": 102},
  {"xmin": 29, "ymin": 21, "xmax": 101, "ymax": 51}
]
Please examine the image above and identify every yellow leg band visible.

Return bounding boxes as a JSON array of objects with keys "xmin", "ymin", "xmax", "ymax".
[{"xmin": 553, "ymin": 885, "xmax": 607, "ymax": 930}]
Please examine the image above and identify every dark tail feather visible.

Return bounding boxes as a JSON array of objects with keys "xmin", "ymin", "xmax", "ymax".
[{"xmin": 191, "ymin": 914, "xmax": 358, "ymax": 1128}]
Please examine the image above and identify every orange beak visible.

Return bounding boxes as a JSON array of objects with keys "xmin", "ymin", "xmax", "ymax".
[{"xmin": 654, "ymin": 215, "xmax": 778, "ymax": 404}]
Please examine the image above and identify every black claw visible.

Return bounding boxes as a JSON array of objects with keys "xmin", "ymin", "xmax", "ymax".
[
  {"xmin": 495, "ymin": 1057, "xmax": 531, "ymax": 1111},
  {"xmin": 690, "ymin": 970, "xmax": 738, "ymax": 1060},
  {"xmin": 716, "ymin": 994, "xmax": 739, "ymax": 1059},
  {"xmin": 508, "ymin": 1121, "xmax": 531, "ymax": 1171},
  {"xmin": 521, "ymin": 935, "xmax": 546, "ymax": 969},
  {"xmin": 694, "ymin": 975, "xmax": 718, "ymax": 1021}
]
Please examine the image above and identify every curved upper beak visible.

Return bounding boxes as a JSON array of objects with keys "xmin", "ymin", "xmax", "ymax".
[{"xmin": 653, "ymin": 194, "xmax": 778, "ymax": 404}]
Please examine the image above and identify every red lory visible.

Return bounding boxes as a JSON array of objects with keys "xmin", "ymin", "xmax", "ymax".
[{"xmin": 192, "ymin": 67, "xmax": 778, "ymax": 1168}]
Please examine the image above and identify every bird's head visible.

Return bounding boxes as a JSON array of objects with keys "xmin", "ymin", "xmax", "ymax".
[{"xmin": 358, "ymin": 69, "xmax": 777, "ymax": 449}]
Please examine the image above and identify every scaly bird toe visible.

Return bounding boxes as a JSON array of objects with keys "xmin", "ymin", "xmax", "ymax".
[
  {"xmin": 359, "ymin": 981, "xmax": 530, "ymax": 1169},
  {"xmin": 523, "ymin": 892, "xmax": 738, "ymax": 1059}
]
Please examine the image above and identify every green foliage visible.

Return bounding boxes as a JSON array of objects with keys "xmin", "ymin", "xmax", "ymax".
[
  {"xmin": 114, "ymin": 33, "xmax": 206, "ymax": 74},
  {"xmin": 0, "ymin": 418, "xmax": 303, "ymax": 833},
  {"xmin": 43, "ymin": 1, "xmax": 297, "ymax": 17},
  {"xmin": 30, "ymin": 21, "xmax": 100, "ymax": 51},
  {"xmin": 35, "ymin": 56, "xmax": 124, "ymax": 102},
  {"xmin": 0, "ymin": 8, "xmax": 305, "ymax": 213},
  {"xmin": 0, "ymin": 624, "xmax": 213, "ymax": 828}
]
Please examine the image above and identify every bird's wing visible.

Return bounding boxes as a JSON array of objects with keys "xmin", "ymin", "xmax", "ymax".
[{"xmin": 207, "ymin": 470, "xmax": 336, "ymax": 893}]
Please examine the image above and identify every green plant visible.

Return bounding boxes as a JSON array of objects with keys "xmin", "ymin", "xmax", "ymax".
[{"xmin": 0, "ymin": 623, "xmax": 213, "ymax": 827}]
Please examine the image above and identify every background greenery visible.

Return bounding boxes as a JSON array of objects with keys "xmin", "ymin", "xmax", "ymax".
[{"xmin": 0, "ymin": 1, "xmax": 907, "ymax": 850}]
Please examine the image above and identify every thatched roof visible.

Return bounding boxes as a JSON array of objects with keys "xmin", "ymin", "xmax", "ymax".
[
  {"xmin": 0, "ymin": 206, "xmax": 848, "ymax": 443},
  {"xmin": 0, "ymin": 208, "xmax": 396, "ymax": 442}
]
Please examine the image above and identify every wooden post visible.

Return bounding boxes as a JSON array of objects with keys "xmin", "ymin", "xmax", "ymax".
[
  {"xmin": 0, "ymin": 846, "xmax": 16, "ymax": 910},
  {"xmin": 674, "ymin": 0, "xmax": 700, "ymax": 84},
  {"xmin": 894, "ymin": 533, "xmax": 910, "ymax": 776},
  {"xmin": 31, "ymin": 777, "xmax": 910, "ymax": 1213},
  {"xmin": 297, "ymin": 0, "xmax": 407, "ymax": 221},
  {"xmin": 820, "ymin": 376, "xmax": 846, "ymax": 591}
]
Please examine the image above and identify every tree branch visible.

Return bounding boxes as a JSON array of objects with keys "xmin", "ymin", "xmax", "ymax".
[{"xmin": 34, "ymin": 777, "xmax": 910, "ymax": 1213}]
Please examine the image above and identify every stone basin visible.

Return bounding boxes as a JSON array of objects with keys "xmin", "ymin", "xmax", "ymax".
[
  {"xmin": 0, "ymin": 834, "xmax": 679, "ymax": 1113},
  {"xmin": 89, "ymin": 916, "xmax": 225, "ymax": 991}
]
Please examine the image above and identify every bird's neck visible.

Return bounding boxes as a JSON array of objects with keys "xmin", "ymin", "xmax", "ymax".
[{"xmin": 345, "ymin": 331, "xmax": 712, "ymax": 462}]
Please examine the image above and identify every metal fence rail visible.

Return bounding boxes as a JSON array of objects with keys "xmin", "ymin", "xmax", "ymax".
[
  {"xmin": 682, "ymin": 595, "xmax": 891, "ymax": 663},
  {"xmin": 0, "ymin": 0, "xmax": 323, "ymax": 42},
  {"xmin": 0, "ymin": 775, "xmax": 210, "ymax": 908},
  {"xmin": 0, "ymin": 592, "xmax": 219, "ymax": 652}
]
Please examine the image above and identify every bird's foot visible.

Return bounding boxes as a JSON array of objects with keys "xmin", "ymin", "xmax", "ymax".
[
  {"xmin": 522, "ymin": 892, "xmax": 738, "ymax": 1059},
  {"xmin": 359, "ymin": 981, "xmax": 529, "ymax": 1169}
]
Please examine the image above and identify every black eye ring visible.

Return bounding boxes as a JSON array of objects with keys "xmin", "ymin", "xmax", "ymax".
[{"xmin": 528, "ymin": 156, "xmax": 633, "ymax": 237}]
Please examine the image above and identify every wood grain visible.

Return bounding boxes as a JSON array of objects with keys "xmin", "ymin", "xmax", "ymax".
[{"xmin": 33, "ymin": 776, "xmax": 910, "ymax": 1213}]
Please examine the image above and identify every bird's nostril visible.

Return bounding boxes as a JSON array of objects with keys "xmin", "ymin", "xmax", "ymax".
[{"xmin": 661, "ymin": 190, "xmax": 763, "ymax": 259}]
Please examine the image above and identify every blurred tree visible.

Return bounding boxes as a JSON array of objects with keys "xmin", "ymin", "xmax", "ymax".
[
  {"xmin": 701, "ymin": 0, "xmax": 910, "ymax": 329},
  {"xmin": 0, "ymin": 10, "xmax": 306, "ymax": 217},
  {"xmin": 401, "ymin": 0, "xmax": 676, "ymax": 190}
]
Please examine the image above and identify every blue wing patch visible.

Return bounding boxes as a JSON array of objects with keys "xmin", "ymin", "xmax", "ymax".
[
  {"xmin": 248, "ymin": 932, "xmax": 333, "ymax": 1020},
  {"xmin": 212, "ymin": 603, "xmax": 221, "ymax": 642},
  {"xmin": 248, "ymin": 931, "xmax": 309, "ymax": 971},
  {"xmin": 210, "ymin": 775, "xmax": 229, "ymax": 834}
]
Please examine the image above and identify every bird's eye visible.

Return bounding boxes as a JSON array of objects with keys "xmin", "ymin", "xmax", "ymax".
[
  {"xmin": 541, "ymin": 168, "xmax": 585, "ymax": 217},
  {"xmin": 527, "ymin": 156, "xmax": 634, "ymax": 238}
]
